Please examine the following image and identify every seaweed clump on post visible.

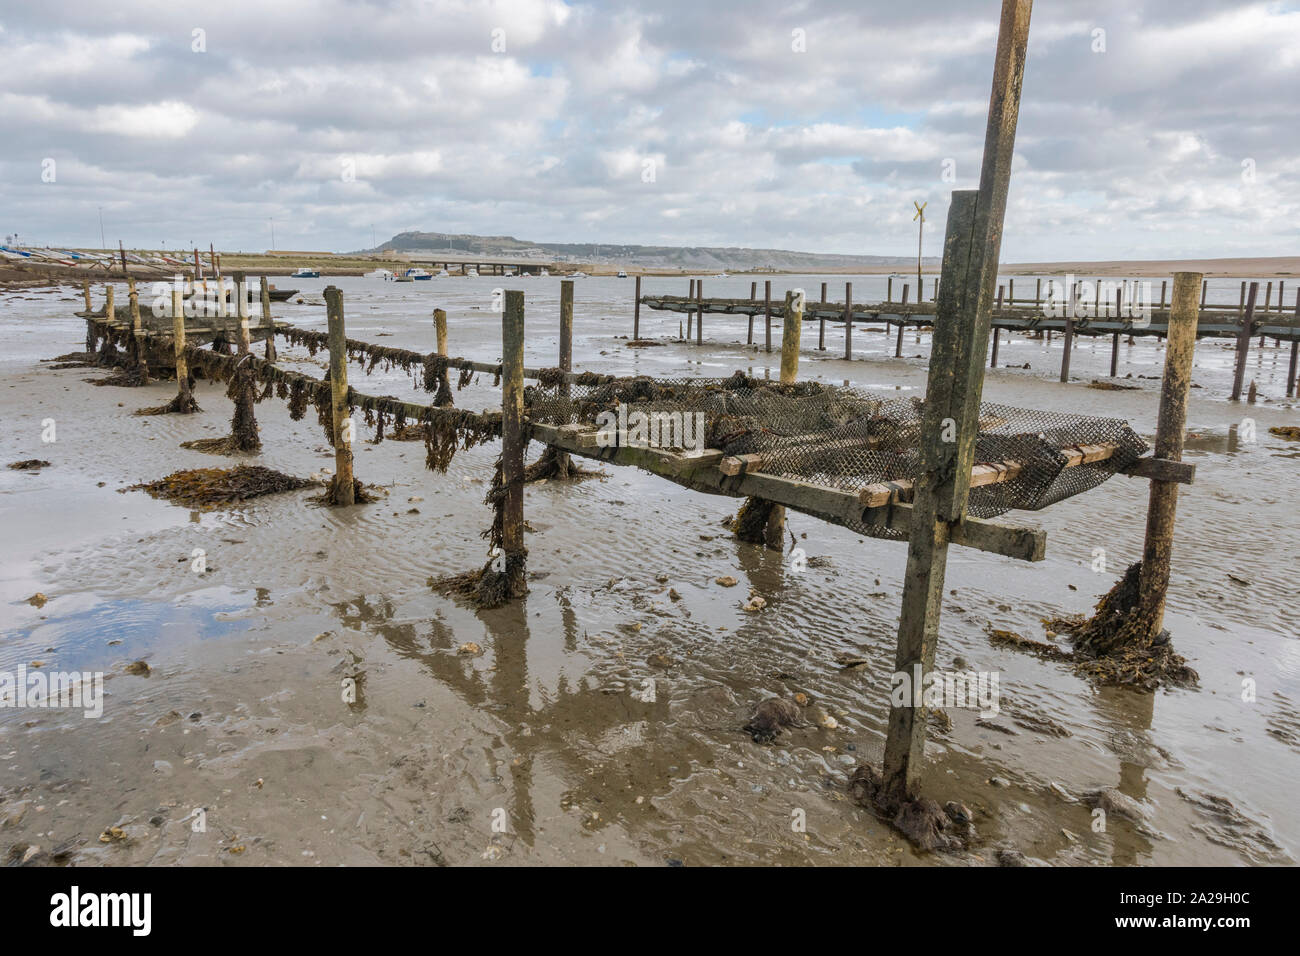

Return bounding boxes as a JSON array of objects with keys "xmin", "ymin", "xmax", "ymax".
[
  {"xmin": 1047, "ymin": 562, "xmax": 1198, "ymax": 690},
  {"xmin": 178, "ymin": 351, "xmax": 262, "ymax": 454},
  {"xmin": 430, "ymin": 456, "xmax": 527, "ymax": 609}
]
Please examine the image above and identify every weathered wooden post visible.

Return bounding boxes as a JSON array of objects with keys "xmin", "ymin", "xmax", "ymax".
[
  {"xmin": 1110, "ymin": 331, "xmax": 1121, "ymax": 377},
  {"xmin": 104, "ymin": 285, "xmax": 114, "ymax": 322},
  {"xmin": 1135, "ymin": 272, "xmax": 1201, "ymax": 633},
  {"xmin": 633, "ymin": 275, "xmax": 641, "ymax": 340},
  {"xmin": 747, "ymin": 282, "xmax": 756, "ymax": 345},
  {"xmin": 170, "ymin": 287, "xmax": 196, "ymax": 412},
  {"xmin": 887, "ymin": 276, "xmax": 893, "ymax": 302},
  {"xmin": 259, "ymin": 276, "xmax": 276, "ymax": 362},
  {"xmin": 989, "ymin": 325, "xmax": 1000, "ymax": 367},
  {"xmin": 894, "ymin": 283, "xmax": 908, "ymax": 357},
  {"xmin": 1230, "ymin": 282, "xmax": 1258, "ymax": 401},
  {"xmin": 1060, "ymin": 281, "xmax": 1075, "ymax": 383},
  {"xmin": 879, "ymin": 0, "xmax": 1030, "ymax": 809},
  {"xmin": 1201, "ymin": 280, "xmax": 1207, "ymax": 308},
  {"xmin": 499, "ymin": 290, "xmax": 528, "ymax": 596},
  {"xmin": 128, "ymin": 278, "xmax": 148, "ymax": 383},
  {"xmin": 764, "ymin": 280, "xmax": 772, "ymax": 353},
  {"xmin": 843, "ymin": 282, "xmax": 853, "ymax": 360},
  {"xmin": 324, "ymin": 286, "xmax": 356, "ymax": 505},
  {"xmin": 82, "ymin": 280, "xmax": 92, "ymax": 314},
  {"xmin": 226, "ymin": 272, "xmax": 261, "ymax": 452},
  {"xmin": 761, "ymin": 290, "xmax": 804, "ymax": 549},
  {"xmin": 686, "ymin": 279, "xmax": 694, "ymax": 340},
  {"xmin": 1289, "ymin": 290, "xmax": 1299, "ymax": 399},
  {"xmin": 1034, "ymin": 277, "xmax": 1041, "ymax": 309}
]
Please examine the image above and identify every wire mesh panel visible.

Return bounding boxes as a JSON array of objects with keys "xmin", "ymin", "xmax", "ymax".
[{"xmin": 525, "ymin": 372, "xmax": 1147, "ymax": 540}]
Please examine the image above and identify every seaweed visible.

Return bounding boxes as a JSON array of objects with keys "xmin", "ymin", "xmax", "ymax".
[
  {"xmin": 124, "ymin": 465, "xmax": 316, "ymax": 507},
  {"xmin": 730, "ymin": 496, "xmax": 777, "ymax": 544}
]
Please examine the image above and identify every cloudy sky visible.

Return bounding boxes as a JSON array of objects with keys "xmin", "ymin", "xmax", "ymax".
[{"xmin": 2, "ymin": 0, "xmax": 1297, "ymax": 261}]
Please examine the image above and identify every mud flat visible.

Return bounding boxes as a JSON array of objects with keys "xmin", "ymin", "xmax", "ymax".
[{"xmin": 1, "ymin": 277, "xmax": 1297, "ymax": 866}]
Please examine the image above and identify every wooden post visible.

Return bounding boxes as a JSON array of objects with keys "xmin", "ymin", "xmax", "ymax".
[
  {"xmin": 1230, "ymin": 282, "xmax": 1258, "ymax": 401},
  {"xmin": 696, "ymin": 278, "xmax": 703, "ymax": 346},
  {"xmin": 881, "ymin": 0, "xmax": 1031, "ymax": 807},
  {"xmin": 434, "ymin": 308, "xmax": 448, "ymax": 357},
  {"xmin": 633, "ymin": 275, "xmax": 641, "ymax": 340},
  {"xmin": 1159, "ymin": 280, "xmax": 1167, "ymax": 311},
  {"xmin": 686, "ymin": 279, "xmax": 694, "ymax": 340},
  {"xmin": 1289, "ymin": 290, "xmax": 1299, "ymax": 399},
  {"xmin": 1136, "ymin": 273, "xmax": 1201, "ymax": 634},
  {"xmin": 1110, "ymin": 331, "xmax": 1120, "ymax": 377},
  {"xmin": 171, "ymin": 287, "xmax": 193, "ymax": 411},
  {"xmin": 762, "ymin": 291, "xmax": 803, "ymax": 549},
  {"xmin": 119, "ymin": 240, "xmax": 128, "ymax": 276},
  {"xmin": 843, "ymin": 282, "xmax": 853, "ymax": 360},
  {"xmin": 559, "ymin": 280, "xmax": 574, "ymax": 372},
  {"xmin": 259, "ymin": 276, "xmax": 276, "ymax": 362},
  {"xmin": 990, "ymin": 325, "xmax": 1000, "ymax": 367},
  {"xmin": 895, "ymin": 284, "xmax": 908, "ymax": 357},
  {"xmin": 82, "ymin": 280, "xmax": 92, "ymax": 313},
  {"xmin": 1201, "ymin": 280, "xmax": 1207, "ymax": 308},
  {"xmin": 820, "ymin": 281, "xmax": 827, "ymax": 304},
  {"xmin": 747, "ymin": 282, "xmax": 756, "ymax": 345},
  {"xmin": 887, "ymin": 276, "xmax": 893, "ymax": 302},
  {"xmin": 1058, "ymin": 280, "xmax": 1076, "ymax": 383},
  {"xmin": 1034, "ymin": 277, "xmax": 1041, "ymax": 308},
  {"xmin": 500, "ymin": 290, "xmax": 527, "ymax": 589},
  {"xmin": 324, "ymin": 287, "xmax": 356, "ymax": 505},
  {"xmin": 128, "ymin": 278, "xmax": 147, "ymax": 382},
  {"xmin": 764, "ymin": 280, "xmax": 772, "ymax": 353}
]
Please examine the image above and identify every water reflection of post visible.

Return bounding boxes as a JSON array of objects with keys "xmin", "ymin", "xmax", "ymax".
[
  {"xmin": 1094, "ymin": 686, "xmax": 1156, "ymax": 866},
  {"xmin": 485, "ymin": 601, "xmax": 538, "ymax": 848}
]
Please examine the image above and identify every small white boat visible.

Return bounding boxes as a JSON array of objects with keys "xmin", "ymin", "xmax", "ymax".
[
  {"xmin": 714, "ymin": 273, "xmax": 729, "ymax": 278},
  {"xmin": 364, "ymin": 269, "xmax": 393, "ymax": 280},
  {"xmin": 437, "ymin": 269, "xmax": 450, "ymax": 277},
  {"xmin": 617, "ymin": 270, "xmax": 628, "ymax": 278},
  {"xmin": 291, "ymin": 267, "xmax": 321, "ymax": 278},
  {"xmin": 465, "ymin": 268, "xmax": 479, "ymax": 277},
  {"xmin": 539, "ymin": 268, "xmax": 550, "ymax": 277},
  {"xmin": 404, "ymin": 268, "xmax": 432, "ymax": 280},
  {"xmin": 567, "ymin": 271, "xmax": 587, "ymax": 278}
]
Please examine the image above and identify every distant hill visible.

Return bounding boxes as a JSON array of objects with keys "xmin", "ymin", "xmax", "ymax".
[{"xmin": 365, "ymin": 231, "xmax": 939, "ymax": 272}]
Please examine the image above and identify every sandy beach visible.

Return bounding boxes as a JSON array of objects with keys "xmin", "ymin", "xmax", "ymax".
[{"xmin": 1, "ymin": 274, "xmax": 1296, "ymax": 866}]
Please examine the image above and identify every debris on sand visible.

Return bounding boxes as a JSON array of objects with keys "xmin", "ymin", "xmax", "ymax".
[
  {"xmin": 1048, "ymin": 562, "xmax": 1198, "ymax": 690},
  {"xmin": 523, "ymin": 444, "xmax": 602, "ymax": 483},
  {"xmin": 626, "ymin": 339, "xmax": 667, "ymax": 348},
  {"xmin": 124, "ymin": 465, "xmax": 318, "ymax": 507},
  {"xmin": 8, "ymin": 459, "xmax": 51, "ymax": 471},
  {"xmin": 123, "ymin": 661, "xmax": 151, "ymax": 676},
  {"xmin": 26, "ymin": 593, "xmax": 48, "ymax": 608},
  {"xmin": 134, "ymin": 392, "xmax": 201, "ymax": 416},
  {"xmin": 1269, "ymin": 425, "xmax": 1300, "ymax": 440},
  {"xmin": 987, "ymin": 628, "xmax": 1073, "ymax": 661},
  {"xmin": 743, "ymin": 697, "xmax": 802, "ymax": 742},
  {"xmin": 1087, "ymin": 380, "xmax": 1141, "ymax": 391},
  {"xmin": 847, "ymin": 764, "xmax": 972, "ymax": 852}
]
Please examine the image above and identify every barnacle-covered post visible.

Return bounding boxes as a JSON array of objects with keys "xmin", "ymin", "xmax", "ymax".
[
  {"xmin": 555, "ymin": 282, "xmax": 574, "ymax": 473},
  {"xmin": 170, "ymin": 286, "xmax": 196, "ymax": 412},
  {"xmin": 128, "ymin": 278, "xmax": 148, "ymax": 383},
  {"xmin": 324, "ymin": 286, "xmax": 356, "ymax": 505},
  {"xmin": 259, "ymin": 276, "xmax": 276, "ymax": 363},
  {"xmin": 229, "ymin": 272, "xmax": 261, "ymax": 452}
]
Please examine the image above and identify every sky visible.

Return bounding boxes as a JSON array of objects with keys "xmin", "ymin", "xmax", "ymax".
[{"xmin": 1, "ymin": 0, "xmax": 1297, "ymax": 261}]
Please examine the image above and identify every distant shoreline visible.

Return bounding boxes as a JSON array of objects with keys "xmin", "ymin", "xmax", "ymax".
[{"xmin": 3, "ymin": 252, "xmax": 1296, "ymax": 288}]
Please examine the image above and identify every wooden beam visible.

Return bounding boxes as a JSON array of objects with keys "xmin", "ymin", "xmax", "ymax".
[{"xmin": 882, "ymin": 0, "xmax": 1033, "ymax": 807}]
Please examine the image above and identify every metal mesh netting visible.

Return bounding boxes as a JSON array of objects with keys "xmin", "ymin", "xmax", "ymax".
[{"xmin": 524, "ymin": 372, "xmax": 1147, "ymax": 541}]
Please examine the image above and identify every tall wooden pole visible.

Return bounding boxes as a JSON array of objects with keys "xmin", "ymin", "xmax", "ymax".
[
  {"xmin": 881, "ymin": 0, "xmax": 1032, "ymax": 807},
  {"xmin": 500, "ymin": 290, "xmax": 527, "ymax": 590},
  {"xmin": 324, "ymin": 286, "xmax": 356, "ymax": 506},
  {"xmin": 686, "ymin": 279, "xmax": 694, "ymax": 340},
  {"xmin": 747, "ymin": 282, "xmax": 756, "ymax": 345},
  {"xmin": 1136, "ymin": 273, "xmax": 1201, "ymax": 634},
  {"xmin": 764, "ymin": 280, "xmax": 772, "ymax": 353},
  {"xmin": 1288, "ymin": 290, "xmax": 1299, "ymax": 399}
]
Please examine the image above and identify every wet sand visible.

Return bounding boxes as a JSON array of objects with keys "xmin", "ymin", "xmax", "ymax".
[{"xmin": 1, "ymin": 275, "xmax": 1297, "ymax": 866}]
